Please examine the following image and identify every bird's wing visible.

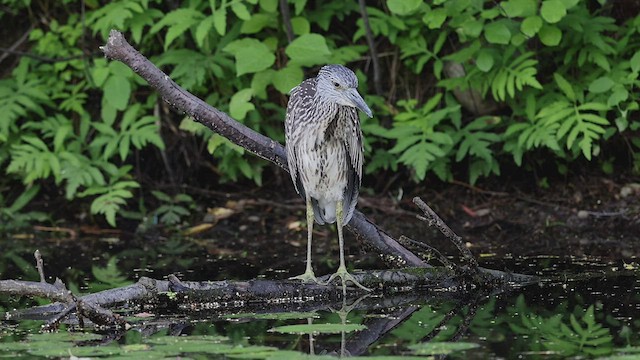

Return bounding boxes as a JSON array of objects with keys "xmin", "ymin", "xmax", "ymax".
[
  {"xmin": 284, "ymin": 78, "xmax": 317, "ymax": 197},
  {"xmin": 342, "ymin": 106, "xmax": 364, "ymax": 225}
]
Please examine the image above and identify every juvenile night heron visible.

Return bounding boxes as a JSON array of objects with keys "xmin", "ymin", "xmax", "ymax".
[{"xmin": 285, "ymin": 64, "xmax": 373, "ymax": 291}]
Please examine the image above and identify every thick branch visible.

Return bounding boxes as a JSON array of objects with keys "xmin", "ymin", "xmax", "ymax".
[
  {"xmin": 100, "ymin": 30, "xmax": 425, "ymax": 267},
  {"xmin": 3, "ymin": 266, "xmax": 537, "ymax": 321}
]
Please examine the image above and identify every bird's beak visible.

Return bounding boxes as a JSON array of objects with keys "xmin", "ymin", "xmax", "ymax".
[{"xmin": 347, "ymin": 89, "xmax": 373, "ymax": 118}]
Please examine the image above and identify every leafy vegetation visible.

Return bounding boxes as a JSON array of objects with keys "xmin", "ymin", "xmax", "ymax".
[{"xmin": 0, "ymin": 0, "xmax": 638, "ymax": 227}]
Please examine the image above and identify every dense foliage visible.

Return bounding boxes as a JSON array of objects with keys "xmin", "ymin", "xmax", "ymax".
[{"xmin": 0, "ymin": 0, "xmax": 638, "ymax": 228}]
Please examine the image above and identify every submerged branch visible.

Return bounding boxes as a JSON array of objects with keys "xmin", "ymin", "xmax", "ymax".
[{"xmin": 99, "ymin": 30, "xmax": 424, "ymax": 268}]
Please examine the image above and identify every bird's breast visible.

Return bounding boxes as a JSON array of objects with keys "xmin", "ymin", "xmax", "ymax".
[{"xmin": 296, "ymin": 134, "xmax": 348, "ymax": 202}]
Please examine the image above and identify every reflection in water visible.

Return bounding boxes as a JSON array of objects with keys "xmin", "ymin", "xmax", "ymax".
[{"xmin": 1, "ymin": 256, "xmax": 639, "ymax": 358}]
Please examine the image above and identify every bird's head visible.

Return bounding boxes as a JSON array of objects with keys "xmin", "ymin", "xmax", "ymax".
[{"xmin": 316, "ymin": 64, "xmax": 373, "ymax": 118}]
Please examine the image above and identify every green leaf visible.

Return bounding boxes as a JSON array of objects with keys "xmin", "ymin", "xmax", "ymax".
[
  {"xmin": 7, "ymin": 185, "xmax": 40, "ymax": 213},
  {"xmin": 538, "ymin": 24, "xmax": 562, "ymax": 46},
  {"xmin": 553, "ymin": 73, "xmax": 575, "ymax": 101},
  {"xmin": 501, "ymin": 0, "xmax": 537, "ymax": 17},
  {"xmin": 409, "ymin": 342, "xmax": 479, "ymax": 355},
  {"xmin": 559, "ymin": 0, "xmax": 579, "ymax": 9},
  {"xmin": 387, "ymin": 0, "xmax": 422, "ymax": 15},
  {"xmin": 92, "ymin": 257, "xmax": 130, "ymax": 287},
  {"xmin": 103, "ymin": 75, "xmax": 130, "ymax": 110},
  {"xmin": 251, "ymin": 69, "xmax": 275, "ymax": 98},
  {"xmin": 231, "ymin": 2, "xmax": 251, "ymax": 20},
  {"xmin": 540, "ymin": 0, "xmax": 566, "ymax": 23},
  {"xmin": 484, "ymin": 21, "xmax": 511, "ymax": 44},
  {"xmin": 241, "ymin": 13, "xmax": 277, "ymax": 34},
  {"xmin": 476, "ymin": 50, "xmax": 494, "ymax": 72},
  {"xmin": 290, "ymin": 16, "xmax": 310, "ymax": 35},
  {"xmin": 422, "ymin": 8, "xmax": 447, "ymax": 29},
  {"xmin": 630, "ymin": 50, "xmax": 640, "ymax": 73},
  {"xmin": 460, "ymin": 19, "xmax": 484, "ymax": 38},
  {"xmin": 213, "ymin": 7, "xmax": 227, "ymax": 35},
  {"xmin": 92, "ymin": 63, "xmax": 110, "ymax": 87},
  {"xmin": 444, "ymin": 40, "xmax": 481, "ymax": 62},
  {"xmin": 272, "ymin": 66, "xmax": 303, "ymax": 94},
  {"xmin": 521, "ymin": 15, "xmax": 543, "ymax": 37},
  {"xmin": 224, "ymin": 39, "xmax": 276, "ymax": 76},
  {"xmin": 259, "ymin": 0, "xmax": 278, "ymax": 12},
  {"xmin": 608, "ymin": 86, "xmax": 628, "ymax": 107},
  {"xmin": 195, "ymin": 15, "xmax": 215, "ymax": 47},
  {"xmin": 577, "ymin": 102, "xmax": 609, "ymax": 112},
  {"xmin": 229, "ymin": 88, "xmax": 255, "ymax": 120},
  {"xmin": 285, "ymin": 33, "xmax": 331, "ymax": 66},
  {"xmin": 270, "ymin": 323, "xmax": 366, "ymax": 334},
  {"xmin": 588, "ymin": 77, "xmax": 614, "ymax": 94}
]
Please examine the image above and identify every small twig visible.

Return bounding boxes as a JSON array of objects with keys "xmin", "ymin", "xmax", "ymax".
[
  {"xmin": 421, "ymin": 302, "xmax": 463, "ymax": 342},
  {"xmin": 4, "ymin": 253, "xmax": 125, "ymax": 328},
  {"xmin": 413, "ymin": 197, "xmax": 479, "ymax": 271},
  {"xmin": 398, "ymin": 235, "xmax": 455, "ymax": 270},
  {"xmin": 358, "ymin": 0, "xmax": 383, "ymax": 96},
  {"xmin": 357, "ymin": 197, "xmax": 416, "ymax": 217},
  {"xmin": 450, "ymin": 179, "xmax": 509, "ymax": 197},
  {"xmin": 242, "ymin": 198, "xmax": 305, "ymax": 211},
  {"xmin": 0, "ymin": 25, "xmax": 34, "ymax": 65},
  {"xmin": 43, "ymin": 304, "xmax": 76, "ymax": 331},
  {"xmin": 449, "ymin": 298, "xmax": 479, "ymax": 341},
  {"xmin": 388, "ymin": 48, "xmax": 399, "ymax": 104},
  {"xmin": 155, "ymin": 104, "xmax": 176, "ymax": 185},
  {"xmin": 279, "ymin": 0, "xmax": 295, "ymax": 43},
  {"xmin": 514, "ymin": 195, "xmax": 567, "ymax": 209},
  {"xmin": 77, "ymin": 300, "xmax": 127, "ymax": 328},
  {"xmin": 34, "ymin": 250, "xmax": 45, "ymax": 283},
  {"xmin": 33, "ymin": 225, "xmax": 77, "ymax": 239}
]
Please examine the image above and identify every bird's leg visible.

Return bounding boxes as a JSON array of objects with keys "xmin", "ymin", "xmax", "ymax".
[
  {"xmin": 326, "ymin": 200, "xmax": 372, "ymax": 292},
  {"xmin": 290, "ymin": 197, "xmax": 320, "ymax": 284}
]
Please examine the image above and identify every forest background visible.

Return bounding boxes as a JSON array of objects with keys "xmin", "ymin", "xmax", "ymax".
[{"xmin": 0, "ymin": 0, "xmax": 638, "ymax": 231}]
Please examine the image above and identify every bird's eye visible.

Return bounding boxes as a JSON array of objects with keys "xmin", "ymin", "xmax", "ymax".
[{"xmin": 333, "ymin": 81, "xmax": 340, "ymax": 88}]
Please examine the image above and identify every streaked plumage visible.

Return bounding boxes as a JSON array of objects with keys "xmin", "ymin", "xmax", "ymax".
[{"xmin": 285, "ymin": 64, "xmax": 372, "ymax": 292}]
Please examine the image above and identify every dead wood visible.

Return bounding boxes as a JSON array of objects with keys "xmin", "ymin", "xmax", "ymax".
[
  {"xmin": 413, "ymin": 197, "xmax": 479, "ymax": 271},
  {"xmin": 3, "ymin": 267, "xmax": 536, "ymax": 325}
]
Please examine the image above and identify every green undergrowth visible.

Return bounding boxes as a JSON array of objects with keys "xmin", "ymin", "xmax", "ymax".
[{"xmin": 0, "ymin": 0, "xmax": 638, "ymax": 229}]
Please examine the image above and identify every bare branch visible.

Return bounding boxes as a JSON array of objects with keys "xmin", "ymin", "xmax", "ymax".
[
  {"xmin": 413, "ymin": 197, "xmax": 479, "ymax": 270},
  {"xmin": 0, "ymin": 24, "xmax": 33, "ymax": 65},
  {"xmin": 34, "ymin": 250, "xmax": 45, "ymax": 283}
]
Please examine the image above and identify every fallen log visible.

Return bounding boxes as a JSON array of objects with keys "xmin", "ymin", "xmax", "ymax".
[{"xmin": 3, "ymin": 266, "xmax": 537, "ymax": 325}]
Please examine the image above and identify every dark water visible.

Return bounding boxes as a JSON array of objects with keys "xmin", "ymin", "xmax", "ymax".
[{"xmin": 1, "ymin": 237, "xmax": 639, "ymax": 359}]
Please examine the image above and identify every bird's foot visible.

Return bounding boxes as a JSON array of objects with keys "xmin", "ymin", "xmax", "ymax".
[
  {"xmin": 290, "ymin": 269, "xmax": 322, "ymax": 284},
  {"xmin": 324, "ymin": 266, "xmax": 372, "ymax": 292}
]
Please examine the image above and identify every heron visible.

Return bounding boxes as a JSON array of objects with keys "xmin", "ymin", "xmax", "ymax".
[{"xmin": 285, "ymin": 64, "xmax": 373, "ymax": 292}]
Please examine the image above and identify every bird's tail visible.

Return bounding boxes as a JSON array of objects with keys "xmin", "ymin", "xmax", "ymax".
[
  {"xmin": 312, "ymin": 197, "xmax": 357, "ymax": 226},
  {"xmin": 311, "ymin": 198, "xmax": 336, "ymax": 225}
]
